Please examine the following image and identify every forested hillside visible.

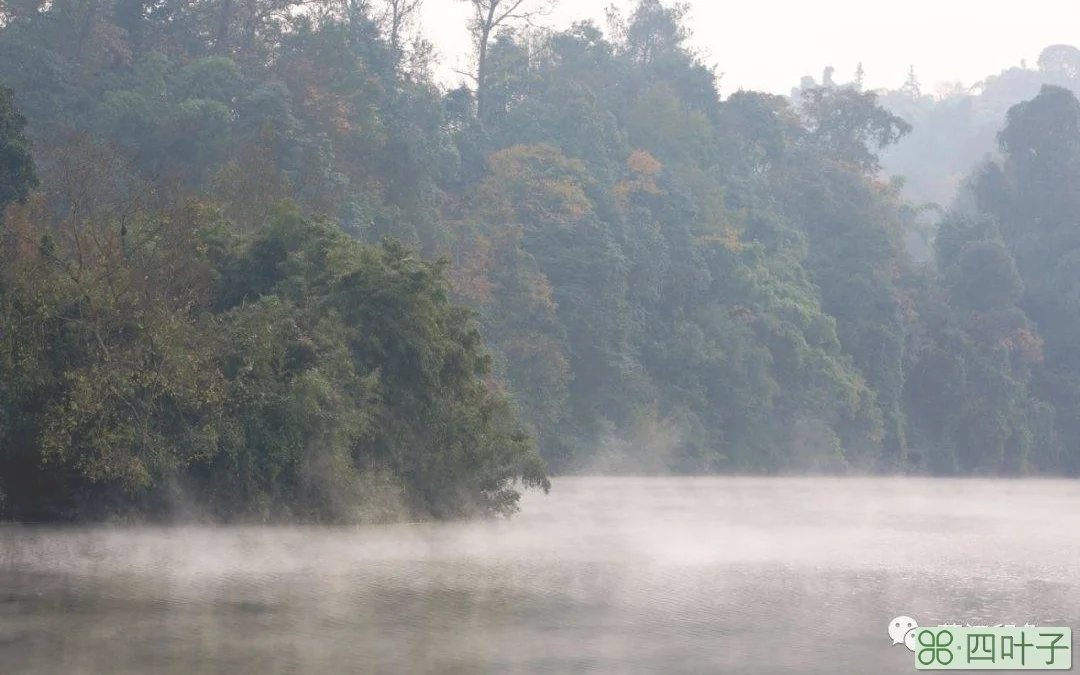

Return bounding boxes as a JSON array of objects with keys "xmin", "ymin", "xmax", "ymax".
[
  {"xmin": 1, "ymin": 0, "xmax": 1079, "ymax": 523},
  {"xmin": 825, "ymin": 46, "xmax": 1080, "ymax": 211}
]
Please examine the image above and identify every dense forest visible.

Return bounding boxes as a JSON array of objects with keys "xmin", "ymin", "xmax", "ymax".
[{"xmin": 1, "ymin": 0, "xmax": 1079, "ymax": 524}]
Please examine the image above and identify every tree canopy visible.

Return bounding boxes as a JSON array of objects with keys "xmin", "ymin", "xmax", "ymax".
[{"xmin": 1, "ymin": 0, "xmax": 1079, "ymax": 522}]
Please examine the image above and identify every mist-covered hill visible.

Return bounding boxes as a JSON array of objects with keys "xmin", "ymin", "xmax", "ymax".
[
  {"xmin": 793, "ymin": 46, "xmax": 1080, "ymax": 212},
  {"xmin": 1, "ymin": 0, "xmax": 1079, "ymax": 524}
]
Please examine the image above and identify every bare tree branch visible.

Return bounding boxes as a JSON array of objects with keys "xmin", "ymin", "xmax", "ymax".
[
  {"xmin": 451, "ymin": 67, "xmax": 479, "ymax": 83},
  {"xmin": 378, "ymin": 0, "xmax": 424, "ymax": 62},
  {"xmin": 455, "ymin": 0, "xmax": 556, "ymax": 120}
]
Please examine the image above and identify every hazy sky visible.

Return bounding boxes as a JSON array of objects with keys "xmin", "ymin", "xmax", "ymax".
[{"xmin": 417, "ymin": 0, "xmax": 1078, "ymax": 96}]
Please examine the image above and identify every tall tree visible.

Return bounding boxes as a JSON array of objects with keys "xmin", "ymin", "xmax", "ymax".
[
  {"xmin": 377, "ymin": 0, "xmax": 424, "ymax": 64},
  {"xmin": 0, "ymin": 82, "xmax": 37, "ymax": 210},
  {"xmin": 456, "ymin": 0, "xmax": 554, "ymax": 121},
  {"xmin": 901, "ymin": 65, "xmax": 921, "ymax": 99},
  {"xmin": 1037, "ymin": 44, "xmax": 1080, "ymax": 80},
  {"xmin": 969, "ymin": 85, "xmax": 1080, "ymax": 472}
]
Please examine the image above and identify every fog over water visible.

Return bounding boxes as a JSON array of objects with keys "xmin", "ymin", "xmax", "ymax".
[{"xmin": 2, "ymin": 477, "xmax": 1079, "ymax": 674}]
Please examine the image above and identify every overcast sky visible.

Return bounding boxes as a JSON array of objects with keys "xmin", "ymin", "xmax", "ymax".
[{"xmin": 415, "ymin": 0, "xmax": 1078, "ymax": 96}]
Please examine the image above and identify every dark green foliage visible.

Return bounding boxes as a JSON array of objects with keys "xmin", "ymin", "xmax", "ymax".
[
  {"xmin": 0, "ymin": 83, "xmax": 37, "ymax": 210},
  {"xmin": 960, "ymin": 85, "xmax": 1080, "ymax": 473},
  {"xmin": 904, "ymin": 215, "xmax": 1048, "ymax": 475},
  {"xmin": 0, "ymin": 181, "xmax": 548, "ymax": 522}
]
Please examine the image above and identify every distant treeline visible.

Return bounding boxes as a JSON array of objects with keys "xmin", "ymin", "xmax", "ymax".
[
  {"xmin": 1, "ymin": 0, "xmax": 1079, "ymax": 523},
  {"xmin": 791, "ymin": 46, "xmax": 1080, "ymax": 214}
]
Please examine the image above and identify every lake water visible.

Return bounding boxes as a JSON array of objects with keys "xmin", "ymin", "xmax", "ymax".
[{"xmin": 1, "ymin": 476, "xmax": 1078, "ymax": 674}]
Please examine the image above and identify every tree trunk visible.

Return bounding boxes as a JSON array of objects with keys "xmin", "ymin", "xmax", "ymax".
[
  {"xmin": 476, "ymin": 24, "xmax": 491, "ymax": 121},
  {"xmin": 216, "ymin": 0, "xmax": 233, "ymax": 53}
]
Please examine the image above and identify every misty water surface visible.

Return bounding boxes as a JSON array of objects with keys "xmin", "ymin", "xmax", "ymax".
[{"xmin": 2, "ymin": 476, "xmax": 1078, "ymax": 674}]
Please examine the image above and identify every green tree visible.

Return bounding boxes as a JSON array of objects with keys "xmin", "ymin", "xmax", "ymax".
[
  {"xmin": 456, "ymin": 0, "xmax": 555, "ymax": 122},
  {"xmin": 967, "ymin": 85, "xmax": 1080, "ymax": 472},
  {"xmin": 0, "ymin": 82, "xmax": 37, "ymax": 210}
]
